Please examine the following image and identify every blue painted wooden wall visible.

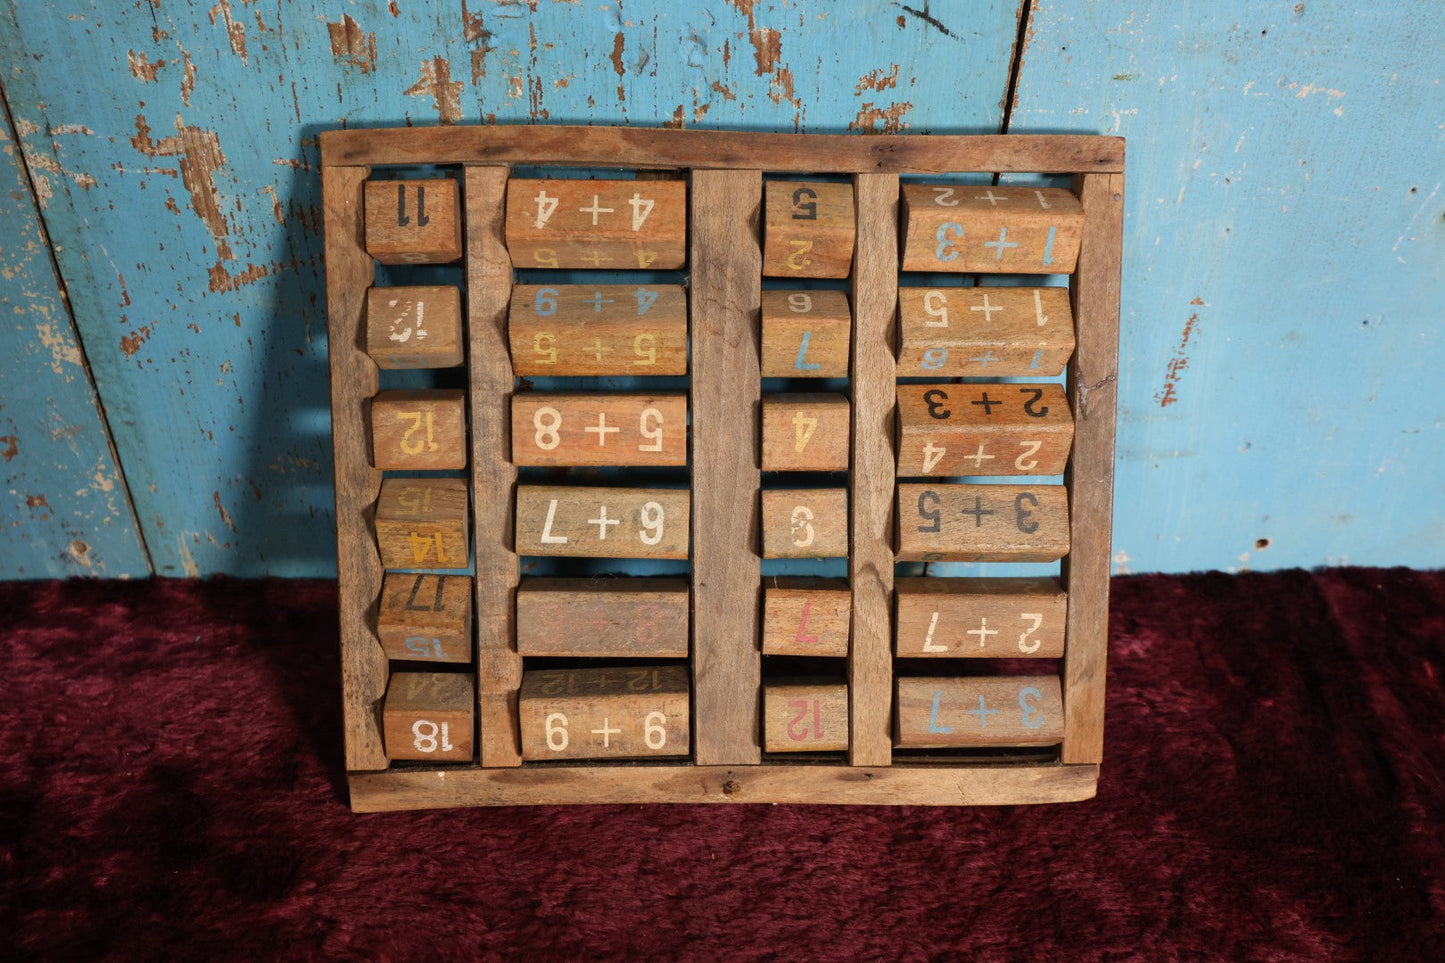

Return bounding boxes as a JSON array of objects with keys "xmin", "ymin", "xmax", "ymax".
[{"xmin": 0, "ymin": 0, "xmax": 1440, "ymax": 579}]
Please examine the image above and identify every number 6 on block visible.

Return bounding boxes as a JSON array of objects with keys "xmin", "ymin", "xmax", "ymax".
[{"xmin": 515, "ymin": 485, "xmax": 690, "ymax": 559}]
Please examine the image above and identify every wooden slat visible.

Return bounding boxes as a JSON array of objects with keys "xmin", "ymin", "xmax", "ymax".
[
  {"xmin": 323, "ymin": 164, "xmax": 386, "ymax": 771},
  {"xmin": 848, "ymin": 172, "xmax": 898, "ymax": 767},
  {"xmin": 465, "ymin": 164, "xmax": 523, "ymax": 768},
  {"xmin": 1062, "ymin": 171, "xmax": 1125, "ymax": 765},
  {"xmin": 690, "ymin": 168, "xmax": 763, "ymax": 766},
  {"xmin": 323, "ymin": 127, "xmax": 1125, "ymax": 175},
  {"xmin": 349, "ymin": 762, "xmax": 1099, "ymax": 811}
]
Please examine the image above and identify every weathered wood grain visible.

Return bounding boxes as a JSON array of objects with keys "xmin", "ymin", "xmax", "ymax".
[
  {"xmin": 762, "ymin": 180, "xmax": 855, "ymax": 278},
  {"xmin": 690, "ymin": 168, "xmax": 763, "ymax": 767},
  {"xmin": 1062, "ymin": 171, "xmax": 1124, "ymax": 765},
  {"xmin": 763, "ymin": 682, "xmax": 850, "ymax": 753}
]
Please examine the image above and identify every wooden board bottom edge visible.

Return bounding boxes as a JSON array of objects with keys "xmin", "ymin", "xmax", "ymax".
[{"xmin": 347, "ymin": 763, "xmax": 1099, "ymax": 811}]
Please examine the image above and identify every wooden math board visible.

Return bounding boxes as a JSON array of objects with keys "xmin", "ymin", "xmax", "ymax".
[{"xmin": 321, "ymin": 126, "xmax": 1124, "ymax": 811}]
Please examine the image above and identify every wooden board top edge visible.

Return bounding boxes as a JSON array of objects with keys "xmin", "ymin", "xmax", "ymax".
[
  {"xmin": 348, "ymin": 762, "xmax": 1098, "ymax": 811},
  {"xmin": 320, "ymin": 126, "xmax": 1124, "ymax": 174}
]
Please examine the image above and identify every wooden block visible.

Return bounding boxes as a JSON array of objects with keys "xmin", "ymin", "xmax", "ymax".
[
  {"xmin": 511, "ymin": 393, "xmax": 687, "ymax": 467},
  {"xmin": 761, "ymin": 394, "xmax": 850, "ymax": 472},
  {"xmin": 894, "ymin": 675, "xmax": 1063, "ymax": 748},
  {"xmin": 896, "ymin": 383, "xmax": 1072, "ymax": 478},
  {"xmin": 370, "ymin": 389, "xmax": 468, "ymax": 471},
  {"xmin": 894, "ymin": 577, "xmax": 1066, "ymax": 658},
  {"xmin": 762, "ymin": 180, "xmax": 855, "ymax": 278},
  {"xmin": 516, "ymin": 577, "xmax": 689, "ymax": 658},
  {"xmin": 764, "ymin": 682, "xmax": 849, "ymax": 752},
  {"xmin": 366, "ymin": 286, "xmax": 465, "ymax": 369},
  {"xmin": 762, "ymin": 577, "xmax": 850, "ymax": 656},
  {"xmin": 375, "ymin": 477, "xmax": 470, "ymax": 570},
  {"xmin": 896, "ymin": 483, "xmax": 1069, "ymax": 562},
  {"xmin": 896, "ymin": 286, "xmax": 1075, "ymax": 377},
  {"xmin": 509, "ymin": 284, "xmax": 688, "ymax": 376},
  {"xmin": 761, "ymin": 488, "xmax": 848, "ymax": 559},
  {"xmin": 364, "ymin": 178, "xmax": 463, "ymax": 264},
  {"xmin": 515, "ymin": 485, "xmax": 689, "ymax": 559},
  {"xmin": 383, "ymin": 671, "xmax": 474, "ymax": 762},
  {"xmin": 377, "ymin": 572, "xmax": 473, "ymax": 663},
  {"xmin": 504, "ymin": 178, "xmax": 686, "ymax": 270},
  {"xmin": 760, "ymin": 289, "xmax": 851, "ymax": 378},
  {"xmin": 518, "ymin": 666, "xmax": 690, "ymax": 760},
  {"xmin": 900, "ymin": 184, "xmax": 1083, "ymax": 274}
]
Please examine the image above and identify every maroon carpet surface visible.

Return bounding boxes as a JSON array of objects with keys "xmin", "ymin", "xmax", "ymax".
[{"xmin": 1, "ymin": 569, "xmax": 1442, "ymax": 961}]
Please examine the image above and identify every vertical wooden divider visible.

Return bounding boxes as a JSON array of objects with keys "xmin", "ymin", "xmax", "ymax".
[
  {"xmin": 690, "ymin": 168, "xmax": 763, "ymax": 766},
  {"xmin": 848, "ymin": 173, "xmax": 899, "ymax": 767},
  {"xmin": 1062, "ymin": 170, "xmax": 1124, "ymax": 765},
  {"xmin": 465, "ymin": 164, "xmax": 523, "ymax": 768},
  {"xmin": 324, "ymin": 163, "xmax": 389, "ymax": 771}
]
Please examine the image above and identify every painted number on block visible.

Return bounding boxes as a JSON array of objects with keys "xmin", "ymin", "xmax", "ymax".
[
  {"xmin": 787, "ymin": 700, "xmax": 826, "ymax": 742},
  {"xmin": 411, "ymin": 719, "xmax": 453, "ymax": 753}
]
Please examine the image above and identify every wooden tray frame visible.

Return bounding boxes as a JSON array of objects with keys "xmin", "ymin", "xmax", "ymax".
[{"xmin": 321, "ymin": 127, "xmax": 1123, "ymax": 812}]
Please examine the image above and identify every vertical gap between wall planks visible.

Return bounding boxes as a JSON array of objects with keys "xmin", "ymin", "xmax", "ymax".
[
  {"xmin": 324, "ymin": 163, "xmax": 388, "ymax": 771},
  {"xmin": 848, "ymin": 173, "xmax": 899, "ymax": 767},
  {"xmin": 465, "ymin": 164, "xmax": 523, "ymax": 768},
  {"xmin": 690, "ymin": 168, "xmax": 764, "ymax": 766},
  {"xmin": 1062, "ymin": 170, "xmax": 1124, "ymax": 765}
]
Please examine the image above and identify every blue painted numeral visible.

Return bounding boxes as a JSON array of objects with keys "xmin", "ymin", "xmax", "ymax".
[
  {"xmin": 1019, "ymin": 686, "xmax": 1044, "ymax": 729},
  {"xmin": 927, "ymin": 691, "xmax": 953, "ymax": 733},
  {"xmin": 921, "ymin": 347, "xmax": 948, "ymax": 370},
  {"xmin": 634, "ymin": 287, "xmax": 659, "ymax": 316},
  {"xmin": 795, "ymin": 330, "xmax": 821, "ymax": 370},
  {"xmin": 935, "ymin": 222, "xmax": 963, "ymax": 262},
  {"xmin": 1042, "ymin": 226, "xmax": 1057, "ymax": 267}
]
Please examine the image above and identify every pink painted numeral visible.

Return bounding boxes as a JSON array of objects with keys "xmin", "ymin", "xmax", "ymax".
[
  {"xmin": 787, "ymin": 700, "xmax": 824, "ymax": 742},
  {"xmin": 794, "ymin": 602, "xmax": 819, "ymax": 645}
]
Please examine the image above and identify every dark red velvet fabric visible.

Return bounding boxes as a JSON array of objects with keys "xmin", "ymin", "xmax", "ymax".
[{"xmin": 1, "ymin": 569, "xmax": 1442, "ymax": 960}]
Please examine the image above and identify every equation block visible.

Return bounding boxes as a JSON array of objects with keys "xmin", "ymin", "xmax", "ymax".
[
  {"xmin": 761, "ymin": 488, "xmax": 848, "ymax": 559},
  {"xmin": 900, "ymin": 184, "xmax": 1083, "ymax": 274},
  {"xmin": 760, "ymin": 289, "xmax": 851, "ymax": 378},
  {"xmin": 375, "ymin": 478, "xmax": 470, "ymax": 570},
  {"xmin": 383, "ymin": 671, "xmax": 474, "ymax": 762},
  {"xmin": 516, "ymin": 577, "xmax": 689, "ymax": 658},
  {"xmin": 515, "ymin": 485, "xmax": 689, "ymax": 559},
  {"xmin": 894, "ymin": 675, "xmax": 1064, "ymax": 748},
  {"xmin": 894, "ymin": 577, "xmax": 1066, "ymax": 658},
  {"xmin": 761, "ymin": 394, "xmax": 850, "ymax": 472},
  {"xmin": 364, "ymin": 179, "xmax": 463, "ymax": 265},
  {"xmin": 377, "ymin": 572, "xmax": 473, "ymax": 663},
  {"xmin": 519, "ymin": 665, "xmax": 690, "ymax": 760},
  {"xmin": 370, "ymin": 389, "xmax": 468, "ymax": 471},
  {"xmin": 896, "ymin": 383, "xmax": 1072, "ymax": 478},
  {"xmin": 763, "ymin": 682, "xmax": 850, "ymax": 752},
  {"xmin": 511, "ymin": 393, "xmax": 687, "ymax": 467},
  {"xmin": 762, "ymin": 577, "xmax": 850, "ymax": 656},
  {"xmin": 366, "ymin": 285, "xmax": 464, "ymax": 369},
  {"xmin": 505, "ymin": 178, "xmax": 686, "ymax": 270},
  {"xmin": 896, "ymin": 286, "xmax": 1075, "ymax": 377},
  {"xmin": 509, "ymin": 284, "xmax": 688, "ymax": 377},
  {"xmin": 896, "ymin": 483, "xmax": 1069, "ymax": 562},
  {"xmin": 762, "ymin": 180, "xmax": 855, "ymax": 278}
]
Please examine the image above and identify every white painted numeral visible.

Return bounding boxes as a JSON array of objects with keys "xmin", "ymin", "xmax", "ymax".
[
  {"xmin": 787, "ymin": 292, "xmax": 813, "ymax": 313},
  {"xmin": 1015, "ymin": 440, "xmax": 1043, "ymax": 471},
  {"xmin": 1018, "ymin": 613, "xmax": 1045, "ymax": 654},
  {"xmin": 923, "ymin": 610, "xmax": 945, "ymax": 652},
  {"xmin": 643, "ymin": 711, "xmax": 667, "ymax": 749},
  {"xmin": 638, "ymin": 407, "xmax": 664, "ymax": 452},
  {"xmin": 629, "ymin": 193, "xmax": 654, "ymax": 231},
  {"xmin": 790, "ymin": 505, "xmax": 815, "ymax": 548},
  {"xmin": 533, "ymin": 406, "xmax": 562, "ymax": 451},
  {"xmin": 922, "ymin": 441, "xmax": 946, "ymax": 474},
  {"xmin": 533, "ymin": 190, "xmax": 559, "ymax": 228},
  {"xmin": 540, "ymin": 498, "xmax": 568, "ymax": 544},
  {"xmin": 412, "ymin": 719, "xmax": 453, "ymax": 754},
  {"xmin": 639, "ymin": 501, "xmax": 665, "ymax": 546},
  {"xmin": 932, "ymin": 186, "xmax": 959, "ymax": 206},
  {"xmin": 545, "ymin": 712, "xmax": 569, "ymax": 751},
  {"xmin": 923, "ymin": 290, "xmax": 949, "ymax": 327}
]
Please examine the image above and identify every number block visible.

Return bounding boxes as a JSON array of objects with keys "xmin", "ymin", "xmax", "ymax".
[
  {"xmin": 370, "ymin": 389, "xmax": 468, "ymax": 471},
  {"xmin": 761, "ymin": 394, "xmax": 850, "ymax": 472},
  {"xmin": 509, "ymin": 284, "xmax": 687, "ymax": 376},
  {"xmin": 762, "ymin": 180, "xmax": 855, "ymax": 278},
  {"xmin": 894, "ymin": 577, "xmax": 1066, "ymax": 658},
  {"xmin": 762, "ymin": 577, "xmax": 850, "ymax": 656},
  {"xmin": 900, "ymin": 184, "xmax": 1083, "ymax": 274},
  {"xmin": 896, "ymin": 383, "xmax": 1072, "ymax": 478},
  {"xmin": 761, "ymin": 488, "xmax": 848, "ymax": 559},
  {"xmin": 505, "ymin": 178, "xmax": 686, "ymax": 270},
  {"xmin": 515, "ymin": 485, "xmax": 689, "ymax": 559},
  {"xmin": 518, "ymin": 666, "xmax": 690, "ymax": 760},
  {"xmin": 897, "ymin": 483, "xmax": 1069, "ymax": 562},
  {"xmin": 897, "ymin": 286, "xmax": 1075, "ymax": 377},
  {"xmin": 375, "ymin": 478, "xmax": 470, "ymax": 570},
  {"xmin": 364, "ymin": 179, "xmax": 463, "ymax": 265},
  {"xmin": 516, "ymin": 577, "xmax": 689, "ymax": 658},
  {"xmin": 760, "ymin": 289, "xmax": 851, "ymax": 378},
  {"xmin": 763, "ymin": 682, "xmax": 850, "ymax": 752},
  {"xmin": 383, "ymin": 671, "xmax": 474, "ymax": 762},
  {"xmin": 377, "ymin": 573, "xmax": 473, "ymax": 663},
  {"xmin": 894, "ymin": 675, "xmax": 1064, "ymax": 748},
  {"xmin": 511, "ymin": 393, "xmax": 687, "ymax": 467},
  {"xmin": 366, "ymin": 286, "xmax": 464, "ymax": 369}
]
